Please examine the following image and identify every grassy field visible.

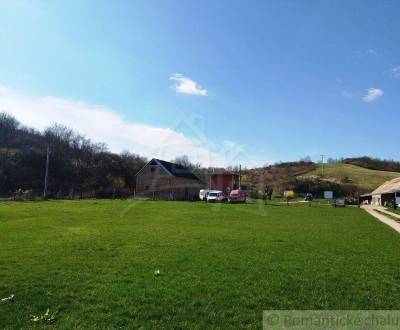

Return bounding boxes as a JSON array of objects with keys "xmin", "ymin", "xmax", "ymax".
[
  {"xmin": 301, "ymin": 163, "xmax": 400, "ymax": 191},
  {"xmin": 1, "ymin": 200, "xmax": 400, "ymax": 328}
]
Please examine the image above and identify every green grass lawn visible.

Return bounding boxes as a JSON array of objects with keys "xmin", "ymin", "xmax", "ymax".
[
  {"xmin": 1, "ymin": 200, "xmax": 400, "ymax": 328},
  {"xmin": 301, "ymin": 163, "xmax": 400, "ymax": 191}
]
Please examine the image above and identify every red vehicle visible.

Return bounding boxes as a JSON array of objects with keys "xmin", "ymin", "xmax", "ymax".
[{"xmin": 228, "ymin": 189, "xmax": 246, "ymax": 203}]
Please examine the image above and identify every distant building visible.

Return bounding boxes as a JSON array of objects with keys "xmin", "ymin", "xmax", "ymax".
[
  {"xmin": 210, "ymin": 173, "xmax": 240, "ymax": 194},
  {"xmin": 361, "ymin": 177, "xmax": 400, "ymax": 207},
  {"xmin": 135, "ymin": 158, "xmax": 203, "ymax": 200}
]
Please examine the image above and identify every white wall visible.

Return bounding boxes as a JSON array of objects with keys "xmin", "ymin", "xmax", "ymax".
[{"xmin": 372, "ymin": 195, "xmax": 381, "ymax": 206}]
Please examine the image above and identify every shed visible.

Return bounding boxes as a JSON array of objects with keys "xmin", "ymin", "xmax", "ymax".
[
  {"xmin": 361, "ymin": 177, "xmax": 400, "ymax": 207},
  {"xmin": 209, "ymin": 173, "xmax": 240, "ymax": 194}
]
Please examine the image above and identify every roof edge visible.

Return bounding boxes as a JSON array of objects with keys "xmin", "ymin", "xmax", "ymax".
[{"xmin": 135, "ymin": 158, "xmax": 172, "ymax": 177}]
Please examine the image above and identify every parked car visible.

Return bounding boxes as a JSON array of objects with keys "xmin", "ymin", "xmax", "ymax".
[
  {"xmin": 199, "ymin": 189, "xmax": 209, "ymax": 201},
  {"xmin": 228, "ymin": 189, "xmax": 246, "ymax": 203},
  {"xmin": 344, "ymin": 196, "xmax": 358, "ymax": 205},
  {"xmin": 333, "ymin": 199, "xmax": 345, "ymax": 207},
  {"xmin": 206, "ymin": 190, "xmax": 225, "ymax": 203},
  {"xmin": 304, "ymin": 193, "xmax": 313, "ymax": 202}
]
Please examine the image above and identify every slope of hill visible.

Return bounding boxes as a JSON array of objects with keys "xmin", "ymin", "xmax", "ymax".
[
  {"xmin": 300, "ymin": 163, "xmax": 400, "ymax": 191},
  {"xmin": 344, "ymin": 156, "xmax": 400, "ymax": 172}
]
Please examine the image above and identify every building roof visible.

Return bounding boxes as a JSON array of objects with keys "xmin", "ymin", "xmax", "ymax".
[
  {"xmin": 137, "ymin": 158, "xmax": 200, "ymax": 181},
  {"xmin": 371, "ymin": 177, "xmax": 400, "ymax": 195}
]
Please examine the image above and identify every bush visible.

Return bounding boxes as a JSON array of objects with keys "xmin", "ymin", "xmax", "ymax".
[{"xmin": 95, "ymin": 188, "xmax": 131, "ymax": 199}]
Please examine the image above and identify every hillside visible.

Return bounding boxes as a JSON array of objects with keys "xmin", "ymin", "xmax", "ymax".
[
  {"xmin": 344, "ymin": 156, "xmax": 400, "ymax": 172},
  {"xmin": 300, "ymin": 163, "xmax": 400, "ymax": 192},
  {"xmin": 0, "ymin": 112, "xmax": 147, "ymax": 198}
]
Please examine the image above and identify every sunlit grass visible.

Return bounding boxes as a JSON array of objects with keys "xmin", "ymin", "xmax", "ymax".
[
  {"xmin": 302, "ymin": 163, "xmax": 400, "ymax": 191},
  {"xmin": 1, "ymin": 200, "xmax": 400, "ymax": 328}
]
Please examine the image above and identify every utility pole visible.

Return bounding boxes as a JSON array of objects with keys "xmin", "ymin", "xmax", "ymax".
[
  {"xmin": 320, "ymin": 154, "xmax": 325, "ymax": 177},
  {"xmin": 239, "ymin": 164, "xmax": 242, "ymax": 189},
  {"xmin": 43, "ymin": 145, "xmax": 50, "ymax": 200}
]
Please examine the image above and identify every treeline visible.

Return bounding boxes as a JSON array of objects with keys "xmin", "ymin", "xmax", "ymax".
[
  {"xmin": 0, "ymin": 112, "xmax": 147, "ymax": 198},
  {"xmin": 246, "ymin": 161, "xmax": 317, "ymax": 196},
  {"xmin": 344, "ymin": 157, "xmax": 400, "ymax": 173},
  {"xmin": 274, "ymin": 177, "xmax": 359, "ymax": 198}
]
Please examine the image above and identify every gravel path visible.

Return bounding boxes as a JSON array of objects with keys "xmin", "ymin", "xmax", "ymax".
[{"xmin": 362, "ymin": 205, "xmax": 400, "ymax": 234}]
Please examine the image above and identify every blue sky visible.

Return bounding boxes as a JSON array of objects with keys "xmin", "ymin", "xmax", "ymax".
[{"xmin": 0, "ymin": 0, "xmax": 399, "ymax": 167}]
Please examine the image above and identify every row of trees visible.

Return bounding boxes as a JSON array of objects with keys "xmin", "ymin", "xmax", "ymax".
[
  {"xmin": 344, "ymin": 156, "xmax": 400, "ymax": 172},
  {"xmin": 0, "ymin": 113, "xmax": 146, "ymax": 198}
]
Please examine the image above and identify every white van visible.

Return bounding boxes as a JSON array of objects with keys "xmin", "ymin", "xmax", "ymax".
[
  {"xmin": 206, "ymin": 190, "xmax": 225, "ymax": 203},
  {"xmin": 199, "ymin": 189, "xmax": 209, "ymax": 201}
]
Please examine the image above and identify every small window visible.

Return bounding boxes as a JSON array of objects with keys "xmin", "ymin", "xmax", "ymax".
[
  {"xmin": 150, "ymin": 167, "xmax": 156, "ymax": 173},
  {"xmin": 145, "ymin": 185, "xmax": 150, "ymax": 190}
]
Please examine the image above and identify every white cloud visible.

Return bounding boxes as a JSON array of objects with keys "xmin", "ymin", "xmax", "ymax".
[
  {"xmin": 170, "ymin": 73, "xmax": 207, "ymax": 96},
  {"xmin": 341, "ymin": 91, "xmax": 352, "ymax": 98},
  {"xmin": 0, "ymin": 86, "xmax": 11, "ymax": 93},
  {"xmin": 352, "ymin": 49, "xmax": 379, "ymax": 59},
  {"xmin": 362, "ymin": 88, "xmax": 383, "ymax": 102},
  {"xmin": 386, "ymin": 66, "xmax": 400, "ymax": 78},
  {"xmin": 0, "ymin": 85, "xmax": 264, "ymax": 167},
  {"xmin": 366, "ymin": 48, "xmax": 378, "ymax": 57}
]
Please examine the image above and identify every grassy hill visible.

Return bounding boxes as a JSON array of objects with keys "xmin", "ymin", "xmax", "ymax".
[{"xmin": 300, "ymin": 163, "xmax": 400, "ymax": 191}]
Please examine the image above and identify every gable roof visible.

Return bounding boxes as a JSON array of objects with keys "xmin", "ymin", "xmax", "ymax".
[
  {"xmin": 136, "ymin": 158, "xmax": 201, "ymax": 181},
  {"xmin": 371, "ymin": 177, "xmax": 400, "ymax": 195}
]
